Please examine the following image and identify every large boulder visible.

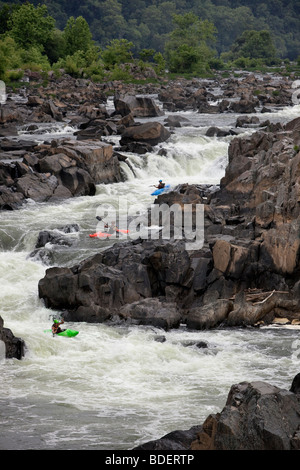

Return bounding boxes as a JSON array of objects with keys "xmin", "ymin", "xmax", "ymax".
[
  {"xmin": 120, "ymin": 122, "xmax": 171, "ymax": 146},
  {"xmin": 0, "ymin": 316, "xmax": 25, "ymax": 360},
  {"xmin": 114, "ymin": 95, "xmax": 164, "ymax": 117},
  {"xmin": 191, "ymin": 380, "xmax": 300, "ymax": 450}
]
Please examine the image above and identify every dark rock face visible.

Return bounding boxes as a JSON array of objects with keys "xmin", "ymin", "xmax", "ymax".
[
  {"xmin": 134, "ymin": 375, "xmax": 300, "ymax": 450},
  {"xmin": 38, "ymin": 240, "xmax": 189, "ymax": 329},
  {"xmin": 0, "ymin": 316, "xmax": 25, "ymax": 360}
]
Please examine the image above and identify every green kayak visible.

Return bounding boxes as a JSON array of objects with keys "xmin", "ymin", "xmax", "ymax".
[{"xmin": 44, "ymin": 329, "xmax": 79, "ymax": 337}]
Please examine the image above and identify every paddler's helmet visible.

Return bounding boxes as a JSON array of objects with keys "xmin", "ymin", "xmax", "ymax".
[{"xmin": 53, "ymin": 319, "xmax": 60, "ymax": 323}]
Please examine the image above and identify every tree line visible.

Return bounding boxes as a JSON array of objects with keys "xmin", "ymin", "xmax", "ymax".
[{"xmin": 0, "ymin": 1, "xmax": 299, "ymax": 83}]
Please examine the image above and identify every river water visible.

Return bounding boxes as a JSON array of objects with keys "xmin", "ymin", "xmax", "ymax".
[{"xmin": 1, "ymin": 90, "xmax": 300, "ymax": 450}]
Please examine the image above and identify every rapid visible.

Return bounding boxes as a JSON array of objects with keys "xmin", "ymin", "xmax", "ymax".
[{"xmin": 1, "ymin": 90, "xmax": 300, "ymax": 450}]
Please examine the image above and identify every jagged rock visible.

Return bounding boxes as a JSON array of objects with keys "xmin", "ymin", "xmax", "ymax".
[
  {"xmin": 191, "ymin": 380, "xmax": 300, "ymax": 450},
  {"xmin": 135, "ymin": 375, "xmax": 300, "ymax": 450},
  {"xmin": 0, "ymin": 316, "xmax": 25, "ymax": 360}
]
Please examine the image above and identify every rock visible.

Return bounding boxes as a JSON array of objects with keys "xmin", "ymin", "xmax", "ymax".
[
  {"xmin": 120, "ymin": 122, "xmax": 171, "ymax": 146},
  {"xmin": 164, "ymin": 115, "xmax": 191, "ymax": 128},
  {"xmin": 38, "ymin": 258, "xmax": 145, "ymax": 319},
  {"xmin": 0, "ymin": 125, "xmax": 18, "ymax": 137},
  {"xmin": 229, "ymin": 97, "xmax": 258, "ymax": 113},
  {"xmin": 45, "ymin": 139, "xmax": 122, "ymax": 185},
  {"xmin": 0, "ymin": 185, "xmax": 25, "ymax": 210},
  {"xmin": 290, "ymin": 373, "xmax": 300, "ymax": 394},
  {"xmin": 0, "ymin": 105, "xmax": 22, "ymax": 124},
  {"xmin": 35, "ymin": 225, "xmax": 79, "ymax": 248},
  {"xmin": 114, "ymin": 95, "xmax": 163, "ymax": 117},
  {"xmin": 0, "ymin": 316, "xmax": 25, "ymax": 360},
  {"xmin": 191, "ymin": 380, "xmax": 300, "ymax": 450},
  {"xmin": 0, "ymin": 138, "xmax": 37, "ymax": 152},
  {"xmin": 136, "ymin": 375, "xmax": 300, "ymax": 450},
  {"xmin": 205, "ymin": 126, "xmax": 231, "ymax": 137},
  {"xmin": 186, "ymin": 299, "xmax": 233, "ymax": 329},
  {"xmin": 119, "ymin": 298, "xmax": 181, "ymax": 330},
  {"xmin": 133, "ymin": 425, "xmax": 203, "ymax": 450},
  {"xmin": 15, "ymin": 173, "xmax": 59, "ymax": 202}
]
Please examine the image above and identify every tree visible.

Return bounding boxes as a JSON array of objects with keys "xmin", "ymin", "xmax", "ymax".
[
  {"xmin": 164, "ymin": 12, "xmax": 217, "ymax": 74},
  {"xmin": 7, "ymin": 3, "xmax": 55, "ymax": 50},
  {"xmin": 63, "ymin": 16, "xmax": 94, "ymax": 55},
  {"xmin": 228, "ymin": 29, "xmax": 278, "ymax": 64},
  {"xmin": 0, "ymin": 3, "xmax": 19, "ymax": 35},
  {"xmin": 101, "ymin": 39, "xmax": 133, "ymax": 68}
]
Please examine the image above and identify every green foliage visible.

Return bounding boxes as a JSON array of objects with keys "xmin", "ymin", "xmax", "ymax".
[
  {"xmin": 101, "ymin": 39, "xmax": 134, "ymax": 68},
  {"xmin": 7, "ymin": 3, "xmax": 55, "ymax": 49},
  {"xmin": 20, "ymin": 46, "xmax": 51, "ymax": 71},
  {"xmin": 1, "ymin": 0, "xmax": 299, "ymax": 61},
  {"xmin": 0, "ymin": 3, "xmax": 19, "ymax": 35},
  {"xmin": 139, "ymin": 49, "xmax": 156, "ymax": 62},
  {"xmin": 227, "ymin": 30, "xmax": 278, "ymax": 65},
  {"xmin": 53, "ymin": 46, "xmax": 103, "ymax": 78},
  {"xmin": 44, "ymin": 29, "xmax": 67, "ymax": 65},
  {"xmin": 0, "ymin": 1, "xmax": 298, "ymax": 82},
  {"xmin": 164, "ymin": 13, "xmax": 217, "ymax": 74},
  {"xmin": 63, "ymin": 16, "xmax": 94, "ymax": 55},
  {"xmin": 107, "ymin": 64, "xmax": 133, "ymax": 82},
  {"xmin": 153, "ymin": 52, "xmax": 166, "ymax": 75},
  {"xmin": 0, "ymin": 34, "xmax": 51, "ymax": 81}
]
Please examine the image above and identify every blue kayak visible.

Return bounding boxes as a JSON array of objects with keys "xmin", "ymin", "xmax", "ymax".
[{"xmin": 151, "ymin": 184, "xmax": 170, "ymax": 196}]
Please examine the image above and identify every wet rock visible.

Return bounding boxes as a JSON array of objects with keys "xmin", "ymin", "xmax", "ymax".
[
  {"xmin": 191, "ymin": 380, "xmax": 300, "ymax": 450},
  {"xmin": 0, "ymin": 185, "xmax": 25, "ymax": 210},
  {"xmin": 0, "ymin": 316, "xmax": 25, "ymax": 360},
  {"xmin": 120, "ymin": 121, "xmax": 171, "ymax": 147},
  {"xmin": 133, "ymin": 425, "xmax": 203, "ymax": 450},
  {"xmin": 135, "ymin": 374, "xmax": 300, "ymax": 450},
  {"xmin": 205, "ymin": 126, "xmax": 231, "ymax": 137}
]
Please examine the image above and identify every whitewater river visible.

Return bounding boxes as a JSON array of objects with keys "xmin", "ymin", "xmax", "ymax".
[{"xmin": 1, "ymin": 90, "xmax": 300, "ymax": 450}]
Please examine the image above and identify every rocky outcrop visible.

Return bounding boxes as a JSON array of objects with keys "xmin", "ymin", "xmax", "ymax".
[
  {"xmin": 0, "ymin": 316, "xmax": 25, "ymax": 360},
  {"xmin": 37, "ymin": 115, "xmax": 300, "ymax": 330},
  {"xmin": 134, "ymin": 374, "xmax": 300, "ymax": 450},
  {"xmin": 158, "ymin": 74, "xmax": 293, "ymax": 112},
  {"xmin": 0, "ymin": 138, "xmax": 123, "ymax": 209}
]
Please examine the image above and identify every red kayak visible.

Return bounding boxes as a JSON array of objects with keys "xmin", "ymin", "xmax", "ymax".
[{"xmin": 89, "ymin": 229, "xmax": 129, "ymax": 238}]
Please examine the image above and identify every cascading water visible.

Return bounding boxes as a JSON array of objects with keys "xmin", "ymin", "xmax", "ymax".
[{"xmin": 1, "ymin": 97, "xmax": 300, "ymax": 450}]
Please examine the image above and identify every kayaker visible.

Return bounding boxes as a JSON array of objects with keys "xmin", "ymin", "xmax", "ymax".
[
  {"xmin": 52, "ymin": 319, "xmax": 65, "ymax": 335},
  {"xmin": 108, "ymin": 221, "xmax": 117, "ymax": 234},
  {"xmin": 155, "ymin": 180, "xmax": 165, "ymax": 189},
  {"xmin": 97, "ymin": 217, "xmax": 117, "ymax": 234}
]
